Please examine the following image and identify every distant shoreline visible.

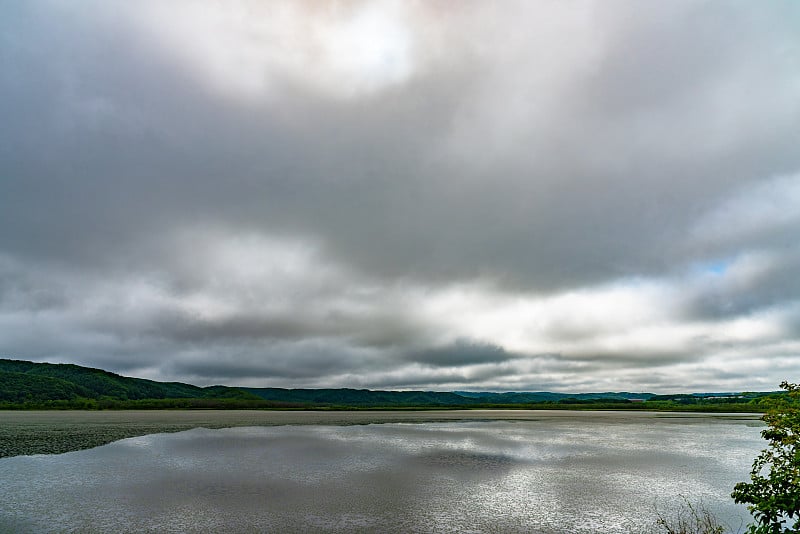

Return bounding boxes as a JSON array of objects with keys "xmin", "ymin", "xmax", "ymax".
[
  {"xmin": 0, "ymin": 402, "xmax": 766, "ymax": 413},
  {"xmin": 1, "ymin": 358, "xmax": 779, "ymax": 413}
]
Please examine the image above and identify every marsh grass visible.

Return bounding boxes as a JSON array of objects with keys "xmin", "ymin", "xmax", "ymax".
[{"xmin": 650, "ymin": 497, "xmax": 741, "ymax": 534}]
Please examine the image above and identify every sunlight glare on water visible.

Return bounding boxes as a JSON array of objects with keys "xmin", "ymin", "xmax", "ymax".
[{"xmin": 0, "ymin": 413, "xmax": 763, "ymax": 533}]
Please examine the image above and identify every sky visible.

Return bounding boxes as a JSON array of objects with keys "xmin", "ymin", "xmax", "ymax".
[{"xmin": 1, "ymin": 1, "xmax": 800, "ymax": 392}]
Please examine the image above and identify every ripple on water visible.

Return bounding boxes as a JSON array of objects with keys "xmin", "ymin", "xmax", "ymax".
[{"xmin": 0, "ymin": 416, "xmax": 763, "ymax": 533}]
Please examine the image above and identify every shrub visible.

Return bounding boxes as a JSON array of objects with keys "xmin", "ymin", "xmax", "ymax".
[{"xmin": 732, "ymin": 381, "xmax": 800, "ymax": 533}]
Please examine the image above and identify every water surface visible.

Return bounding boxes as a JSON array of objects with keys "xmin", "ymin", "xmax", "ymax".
[{"xmin": 0, "ymin": 411, "xmax": 763, "ymax": 533}]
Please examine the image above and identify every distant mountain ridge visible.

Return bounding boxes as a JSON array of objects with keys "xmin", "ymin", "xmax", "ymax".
[
  {"xmin": 0, "ymin": 358, "xmax": 768, "ymax": 409},
  {"xmin": 243, "ymin": 387, "xmax": 478, "ymax": 406},
  {"xmin": 0, "ymin": 358, "xmax": 655, "ymax": 406},
  {"xmin": 241, "ymin": 388, "xmax": 663, "ymax": 407},
  {"xmin": 452, "ymin": 391, "xmax": 654, "ymax": 403}
]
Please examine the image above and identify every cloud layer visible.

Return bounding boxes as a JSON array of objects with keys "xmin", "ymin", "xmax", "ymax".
[{"xmin": 2, "ymin": 0, "xmax": 799, "ymax": 391}]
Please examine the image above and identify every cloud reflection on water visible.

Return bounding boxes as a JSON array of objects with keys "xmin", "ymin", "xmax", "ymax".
[{"xmin": 0, "ymin": 417, "xmax": 762, "ymax": 533}]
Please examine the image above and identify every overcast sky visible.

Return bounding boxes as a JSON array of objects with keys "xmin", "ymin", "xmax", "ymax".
[{"xmin": 2, "ymin": 1, "xmax": 799, "ymax": 392}]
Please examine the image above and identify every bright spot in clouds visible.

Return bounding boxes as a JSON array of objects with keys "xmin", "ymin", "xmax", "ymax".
[
  {"xmin": 320, "ymin": 1, "xmax": 414, "ymax": 95},
  {"xmin": 137, "ymin": 0, "xmax": 416, "ymax": 98}
]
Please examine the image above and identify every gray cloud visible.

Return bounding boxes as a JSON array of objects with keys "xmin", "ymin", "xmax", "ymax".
[
  {"xmin": 684, "ymin": 255, "xmax": 800, "ymax": 321},
  {"xmin": 1, "ymin": 1, "xmax": 799, "ymax": 392},
  {"xmin": 404, "ymin": 341, "xmax": 517, "ymax": 368}
]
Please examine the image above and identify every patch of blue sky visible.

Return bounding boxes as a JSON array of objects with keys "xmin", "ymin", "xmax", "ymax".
[{"xmin": 697, "ymin": 258, "xmax": 733, "ymax": 276}]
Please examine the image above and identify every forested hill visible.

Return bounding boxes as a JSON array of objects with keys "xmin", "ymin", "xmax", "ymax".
[
  {"xmin": 0, "ymin": 358, "xmax": 778, "ymax": 410},
  {"xmin": 242, "ymin": 388, "xmax": 654, "ymax": 406},
  {"xmin": 243, "ymin": 388, "xmax": 478, "ymax": 406},
  {"xmin": 0, "ymin": 359, "xmax": 259, "ymax": 407}
]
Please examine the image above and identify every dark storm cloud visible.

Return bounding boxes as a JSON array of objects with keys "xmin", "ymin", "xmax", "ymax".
[
  {"xmin": 403, "ymin": 340, "xmax": 519, "ymax": 367},
  {"xmin": 143, "ymin": 307, "xmax": 429, "ymax": 352},
  {"xmin": 1, "ymin": 0, "xmax": 799, "ymax": 391},
  {"xmin": 164, "ymin": 341, "xmax": 379, "ymax": 383}
]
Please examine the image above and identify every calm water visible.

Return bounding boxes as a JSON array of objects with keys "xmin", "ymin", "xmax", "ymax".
[{"xmin": 0, "ymin": 411, "xmax": 763, "ymax": 533}]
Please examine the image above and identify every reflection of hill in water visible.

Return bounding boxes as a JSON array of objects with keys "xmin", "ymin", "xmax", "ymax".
[{"xmin": 0, "ymin": 418, "xmax": 762, "ymax": 533}]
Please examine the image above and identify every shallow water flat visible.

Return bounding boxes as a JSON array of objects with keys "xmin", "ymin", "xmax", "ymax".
[
  {"xmin": 0, "ymin": 409, "xmax": 757, "ymax": 457},
  {"xmin": 0, "ymin": 412, "xmax": 764, "ymax": 533}
]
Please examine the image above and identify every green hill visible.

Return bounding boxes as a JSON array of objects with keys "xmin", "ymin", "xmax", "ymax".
[
  {"xmin": 453, "ymin": 391, "xmax": 654, "ymax": 403},
  {"xmin": 0, "ymin": 370, "xmax": 93, "ymax": 402},
  {"xmin": 243, "ymin": 387, "xmax": 480, "ymax": 407},
  {"xmin": 0, "ymin": 358, "xmax": 776, "ymax": 411},
  {"xmin": 0, "ymin": 359, "xmax": 259, "ymax": 407}
]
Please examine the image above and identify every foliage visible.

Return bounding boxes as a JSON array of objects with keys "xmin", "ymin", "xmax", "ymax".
[
  {"xmin": 0, "ymin": 370, "xmax": 92, "ymax": 401},
  {"xmin": 244, "ymin": 387, "xmax": 481, "ymax": 407},
  {"xmin": 732, "ymin": 381, "xmax": 800, "ymax": 533},
  {"xmin": 0, "ymin": 359, "xmax": 258, "ymax": 406}
]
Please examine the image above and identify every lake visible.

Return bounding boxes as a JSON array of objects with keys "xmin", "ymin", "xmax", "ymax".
[{"xmin": 0, "ymin": 411, "xmax": 764, "ymax": 533}]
